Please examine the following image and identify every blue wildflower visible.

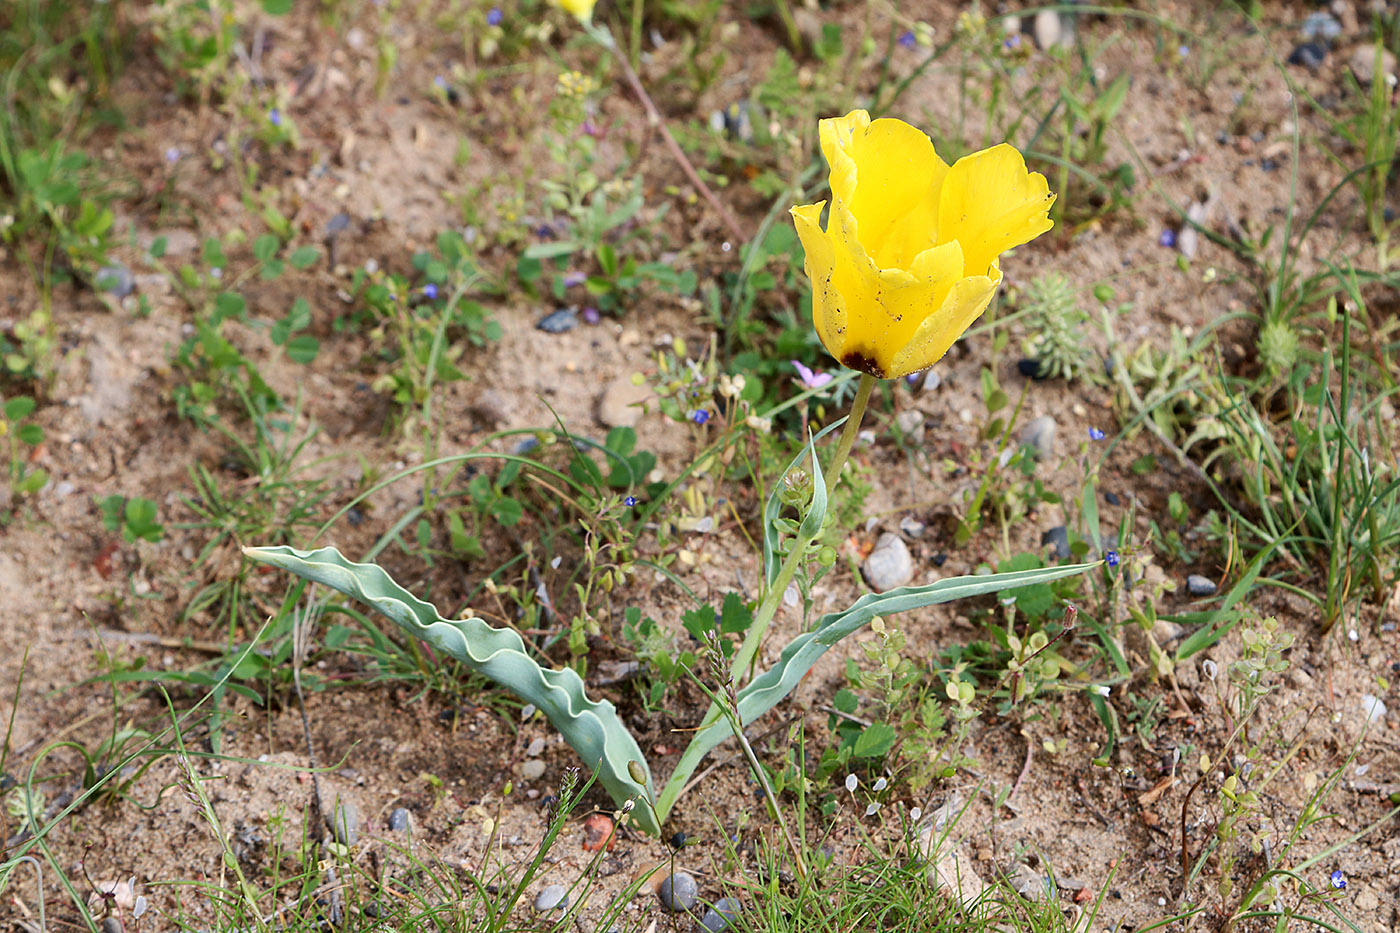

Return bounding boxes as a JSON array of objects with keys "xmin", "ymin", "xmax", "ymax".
[
  {"xmin": 268, "ymin": 108, "xmax": 282, "ymax": 126},
  {"xmin": 624, "ymin": 496, "xmax": 637, "ymax": 507},
  {"xmin": 423, "ymin": 284, "xmax": 439, "ymax": 300},
  {"xmin": 1089, "ymin": 427, "xmax": 1105, "ymax": 441},
  {"xmin": 897, "ymin": 30, "xmax": 916, "ymax": 50},
  {"xmin": 1105, "ymin": 550, "xmax": 1120, "ymax": 568},
  {"xmin": 1159, "ymin": 229, "xmax": 1177, "ymax": 249},
  {"xmin": 1003, "ymin": 34, "xmax": 1021, "ymax": 51},
  {"xmin": 1178, "ymin": 45, "xmax": 1190, "ymax": 58},
  {"xmin": 691, "ymin": 410, "xmax": 710, "ymax": 425},
  {"xmin": 487, "ymin": 7, "xmax": 503, "ymax": 26},
  {"xmin": 1330, "ymin": 870, "xmax": 1346, "ymax": 890}
]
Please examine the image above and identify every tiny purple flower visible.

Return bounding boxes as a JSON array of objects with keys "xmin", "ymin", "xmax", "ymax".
[
  {"xmin": 624, "ymin": 496, "xmax": 637, "ymax": 507},
  {"xmin": 536, "ymin": 223, "xmax": 556, "ymax": 239},
  {"xmin": 1105, "ymin": 550, "xmax": 1120, "ymax": 568},
  {"xmin": 434, "ymin": 75, "xmax": 447, "ymax": 89},
  {"xmin": 1089, "ymin": 427, "xmax": 1105, "ymax": 441},
  {"xmin": 792, "ymin": 360, "xmax": 834, "ymax": 390},
  {"xmin": 165, "ymin": 147, "xmax": 182, "ymax": 164},
  {"xmin": 487, "ymin": 6, "xmax": 503, "ymax": 26},
  {"xmin": 581, "ymin": 307, "xmax": 600, "ymax": 325},
  {"xmin": 1003, "ymin": 34, "xmax": 1021, "ymax": 51},
  {"xmin": 268, "ymin": 108, "xmax": 282, "ymax": 126},
  {"xmin": 898, "ymin": 30, "xmax": 916, "ymax": 50},
  {"xmin": 691, "ymin": 409, "xmax": 710, "ymax": 425},
  {"xmin": 581, "ymin": 120, "xmax": 604, "ymax": 139},
  {"xmin": 1329, "ymin": 870, "xmax": 1346, "ymax": 890},
  {"xmin": 1158, "ymin": 228, "xmax": 1177, "ymax": 249},
  {"xmin": 562, "ymin": 271, "xmax": 586, "ymax": 288},
  {"xmin": 1178, "ymin": 45, "xmax": 1190, "ymax": 58},
  {"xmin": 422, "ymin": 284, "xmax": 439, "ymax": 300}
]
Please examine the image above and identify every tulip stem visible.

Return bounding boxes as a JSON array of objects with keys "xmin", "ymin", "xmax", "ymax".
[
  {"xmin": 652, "ymin": 372, "xmax": 879, "ymax": 826},
  {"xmin": 821, "ymin": 372, "xmax": 877, "ymax": 498}
]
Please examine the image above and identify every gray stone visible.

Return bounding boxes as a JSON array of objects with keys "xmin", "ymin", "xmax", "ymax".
[
  {"xmin": 1040, "ymin": 526, "xmax": 1071, "ymax": 561},
  {"xmin": 596, "ymin": 376, "xmax": 653, "ymax": 429},
  {"xmin": 520, "ymin": 759, "xmax": 546, "ymax": 781},
  {"xmin": 1348, "ymin": 44, "xmax": 1397, "ymax": 85},
  {"xmin": 536, "ymin": 309, "xmax": 578, "ymax": 333},
  {"xmin": 326, "ymin": 212, "xmax": 351, "ymax": 236},
  {"xmin": 526, "ymin": 737, "xmax": 546, "ymax": 757},
  {"xmin": 1020, "ymin": 415, "xmax": 1057, "ymax": 460},
  {"xmin": 658, "ymin": 871, "xmax": 698, "ymax": 912},
  {"xmin": 534, "ymin": 884, "xmax": 568, "ymax": 912},
  {"xmin": 1187, "ymin": 574, "xmax": 1217, "ymax": 597},
  {"xmin": 1031, "ymin": 10, "xmax": 1071, "ymax": 49},
  {"xmin": 898, "ymin": 515, "xmax": 925, "ymax": 538},
  {"xmin": 1006, "ymin": 862, "xmax": 1052, "ymax": 902},
  {"xmin": 328, "ymin": 799, "xmax": 359, "ymax": 846},
  {"xmin": 1178, "ymin": 200, "xmax": 1209, "ymax": 259},
  {"xmin": 862, "ymin": 533, "xmax": 913, "ymax": 593},
  {"xmin": 96, "ymin": 263, "xmax": 134, "ymax": 298},
  {"xmin": 895, "ymin": 409, "xmax": 925, "ymax": 444},
  {"xmin": 697, "ymin": 896, "xmax": 741, "ymax": 931},
  {"xmin": 101, "ymin": 918, "xmax": 122, "ymax": 933},
  {"xmin": 1361, "ymin": 694, "xmax": 1386, "ymax": 724},
  {"xmin": 1301, "ymin": 12, "xmax": 1341, "ymax": 41},
  {"xmin": 388, "ymin": 807, "xmax": 411, "ymax": 832}
]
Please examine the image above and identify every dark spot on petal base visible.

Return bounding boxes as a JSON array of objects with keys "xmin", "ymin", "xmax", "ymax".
[{"xmin": 841, "ymin": 351, "xmax": 887, "ymax": 379}]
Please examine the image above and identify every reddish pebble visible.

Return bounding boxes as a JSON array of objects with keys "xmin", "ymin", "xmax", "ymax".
[
  {"xmin": 582, "ymin": 812, "xmax": 616, "ymax": 852},
  {"xmin": 1074, "ymin": 887, "xmax": 1092, "ymax": 904}
]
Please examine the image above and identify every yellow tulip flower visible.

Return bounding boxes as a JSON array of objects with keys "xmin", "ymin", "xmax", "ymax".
[
  {"xmin": 791, "ymin": 110, "xmax": 1055, "ymax": 380},
  {"xmin": 548, "ymin": 0, "xmax": 598, "ymax": 22}
]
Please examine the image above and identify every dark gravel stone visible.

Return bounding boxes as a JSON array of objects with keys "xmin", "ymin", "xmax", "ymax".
[
  {"xmin": 388, "ymin": 807, "xmax": 411, "ymax": 832},
  {"xmin": 659, "ymin": 871, "xmax": 699, "ymax": 912},
  {"xmin": 536, "ymin": 309, "xmax": 578, "ymax": 333},
  {"xmin": 1287, "ymin": 41, "xmax": 1327, "ymax": 70},
  {"xmin": 1187, "ymin": 574, "xmax": 1218, "ymax": 597},
  {"xmin": 1041, "ymin": 526, "xmax": 1072, "ymax": 561},
  {"xmin": 1104, "ymin": 491, "xmax": 1121, "ymax": 506},
  {"xmin": 1017, "ymin": 357, "xmax": 1050, "ymax": 380},
  {"xmin": 326, "ymin": 212, "xmax": 351, "ymax": 235}
]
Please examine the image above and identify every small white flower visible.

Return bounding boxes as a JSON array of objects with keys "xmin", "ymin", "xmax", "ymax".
[
  {"xmin": 1090, "ymin": 685, "xmax": 1111, "ymax": 697},
  {"xmin": 909, "ymin": 806, "xmax": 922, "ymax": 822},
  {"xmin": 1202, "ymin": 659, "xmax": 1217, "ymax": 681},
  {"xmin": 844, "ymin": 774, "xmax": 858, "ymax": 793}
]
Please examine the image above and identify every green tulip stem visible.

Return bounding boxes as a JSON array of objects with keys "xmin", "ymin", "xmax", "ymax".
[{"xmin": 654, "ymin": 371, "xmax": 878, "ymax": 825}]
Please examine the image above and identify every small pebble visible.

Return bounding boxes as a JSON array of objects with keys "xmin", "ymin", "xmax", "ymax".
[
  {"xmin": 1017, "ymin": 358, "xmax": 1050, "ymax": 380},
  {"xmin": 526, "ymin": 737, "xmax": 546, "ymax": 757},
  {"xmin": 326, "ymin": 212, "xmax": 351, "ymax": 235},
  {"xmin": 96, "ymin": 263, "xmax": 134, "ymax": 298},
  {"xmin": 1287, "ymin": 41, "xmax": 1327, "ymax": 70},
  {"xmin": 328, "ymin": 799, "xmax": 359, "ymax": 846},
  {"xmin": 534, "ymin": 884, "xmax": 568, "ymax": 912},
  {"xmin": 1041, "ymin": 526, "xmax": 1071, "ymax": 561},
  {"xmin": 1103, "ymin": 491, "xmax": 1121, "ymax": 506},
  {"xmin": 1019, "ymin": 415, "xmax": 1057, "ymax": 460},
  {"xmin": 1187, "ymin": 574, "xmax": 1218, "ymax": 597},
  {"xmin": 895, "ymin": 409, "xmax": 925, "ymax": 444},
  {"xmin": 658, "ymin": 871, "xmax": 699, "ymax": 912},
  {"xmin": 862, "ymin": 533, "xmax": 913, "ymax": 593},
  {"xmin": 697, "ymin": 896, "xmax": 741, "ymax": 931},
  {"xmin": 102, "ymin": 918, "xmax": 122, "ymax": 933},
  {"xmin": 899, "ymin": 515, "xmax": 925, "ymax": 538},
  {"xmin": 536, "ymin": 309, "xmax": 578, "ymax": 333},
  {"xmin": 388, "ymin": 807, "xmax": 412, "ymax": 832},
  {"xmin": 1300, "ymin": 12, "xmax": 1341, "ymax": 41},
  {"xmin": 520, "ymin": 759, "xmax": 546, "ymax": 781},
  {"xmin": 1361, "ymin": 694, "xmax": 1387, "ymax": 724}
]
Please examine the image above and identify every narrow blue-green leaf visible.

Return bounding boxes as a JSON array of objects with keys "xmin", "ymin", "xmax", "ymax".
[
  {"xmin": 680, "ymin": 562, "xmax": 1097, "ymax": 767},
  {"xmin": 762, "ymin": 420, "xmax": 843, "ymax": 588},
  {"xmin": 242, "ymin": 545, "xmax": 658, "ymax": 832}
]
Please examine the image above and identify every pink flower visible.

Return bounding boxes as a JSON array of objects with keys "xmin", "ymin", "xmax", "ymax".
[{"xmin": 792, "ymin": 360, "xmax": 833, "ymax": 389}]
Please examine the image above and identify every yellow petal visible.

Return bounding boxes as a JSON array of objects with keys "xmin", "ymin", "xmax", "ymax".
[
  {"xmin": 820, "ymin": 113, "xmax": 948, "ymax": 270},
  {"xmin": 795, "ymin": 197, "xmax": 969, "ymax": 378},
  {"xmin": 937, "ymin": 144, "xmax": 1054, "ymax": 277},
  {"xmin": 791, "ymin": 201, "xmax": 846, "ymax": 365},
  {"xmin": 549, "ymin": 0, "xmax": 597, "ymax": 20},
  {"xmin": 886, "ymin": 263, "xmax": 1002, "ymax": 378}
]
